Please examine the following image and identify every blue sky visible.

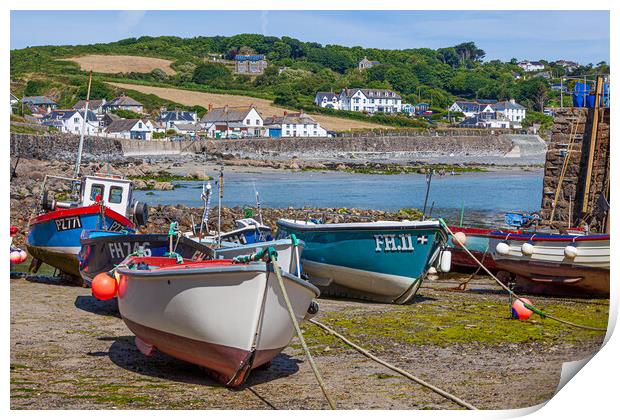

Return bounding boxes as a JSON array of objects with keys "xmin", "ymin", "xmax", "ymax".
[{"xmin": 10, "ymin": 10, "xmax": 610, "ymax": 64}]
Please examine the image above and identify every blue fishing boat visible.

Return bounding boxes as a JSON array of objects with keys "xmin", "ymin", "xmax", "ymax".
[
  {"xmin": 27, "ymin": 174, "xmax": 147, "ymax": 280},
  {"xmin": 276, "ymin": 219, "xmax": 450, "ymax": 304}
]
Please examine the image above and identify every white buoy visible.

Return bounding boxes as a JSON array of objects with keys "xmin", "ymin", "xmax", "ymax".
[
  {"xmin": 564, "ymin": 245, "xmax": 579, "ymax": 258},
  {"xmin": 521, "ymin": 242, "xmax": 535, "ymax": 256},
  {"xmin": 439, "ymin": 250, "xmax": 452, "ymax": 273},
  {"xmin": 496, "ymin": 242, "xmax": 510, "ymax": 255},
  {"xmin": 453, "ymin": 232, "xmax": 467, "ymax": 248}
]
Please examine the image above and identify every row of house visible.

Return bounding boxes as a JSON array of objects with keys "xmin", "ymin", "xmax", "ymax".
[
  {"xmin": 315, "ymin": 88, "xmax": 402, "ymax": 114},
  {"xmin": 517, "ymin": 59, "xmax": 580, "ymax": 73},
  {"xmin": 449, "ymin": 99, "xmax": 526, "ymax": 129},
  {"xmin": 29, "ymin": 96, "xmax": 327, "ymax": 140}
]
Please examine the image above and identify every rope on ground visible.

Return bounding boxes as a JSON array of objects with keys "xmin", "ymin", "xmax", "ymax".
[
  {"xmin": 270, "ymin": 253, "xmax": 336, "ymax": 410},
  {"xmin": 439, "ymin": 220, "xmax": 607, "ymax": 332},
  {"xmin": 309, "ymin": 319, "xmax": 477, "ymax": 410}
]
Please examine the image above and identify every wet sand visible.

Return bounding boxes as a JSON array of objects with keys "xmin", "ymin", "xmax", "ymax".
[{"xmin": 10, "ymin": 272, "xmax": 607, "ymax": 410}]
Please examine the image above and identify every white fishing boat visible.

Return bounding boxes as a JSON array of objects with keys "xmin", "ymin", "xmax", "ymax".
[
  {"xmin": 111, "ymin": 256, "xmax": 319, "ymax": 386},
  {"xmin": 488, "ymin": 231, "xmax": 610, "ymax": 297}
]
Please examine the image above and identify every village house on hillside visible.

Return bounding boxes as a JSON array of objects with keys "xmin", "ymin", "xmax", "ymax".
[
  {"xmin": 102, "ymin": 95, "xmax": 144, "ymax": 114},
  {"xmin": 201, "ymin": 105, "xmax": 264, "ymax": 138},
  {"xmin": 339, "ymin": 88, "xmax": 402, "ymax": 114},
  {"xmin": 358, "ymin": 57, "xmax": 381, "ymax": 71},
  {"xmin": 73, "ymin": 99, "xmax": 107, "ymax": 115},
  {"xmin": 103, "ymin": 118, "xmax": 154, "ymax": 140},
  {"xmin": 314, "ymin": 92, "xmax": 341, "ymax": 109},
  {"xmin": 234, "ymin": 55, "xmax": 268, "ymax": 74},
  {"xmin": 157, "ymin": 109, "xmax": 198, "ymax": 130},
  {"xmin": 554, "ymin": 59, "xmax": 579, "ymax": 72},
  {"xmin": 451, "ymin": 98, "xmax": 526, "ymax": 129},
  {"xmin": 21, "ymin": 96, "xmax": 57, "ymax": 115},
  {"xmin": 41, "ymin": 109, "xmax": 99, "ymax": 135},
  {"xmin": 517, "ymin": 60, "xmax": 545, "ymax": 72},
  {"xmin": 263, "ymin": 111, "xmax": 327, "ymax": 138},
  {"xmin": 10, "ymin": 93, "xmax": 19, "ymax": 114}
]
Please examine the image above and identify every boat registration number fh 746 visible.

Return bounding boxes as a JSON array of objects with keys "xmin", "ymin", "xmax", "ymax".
[
  {"xmin": 374, "ymin": 234, "xmax": 428, "ymax": 252},
  {"xmin": 55, "ymin": 216, "xmax": 82, "ymax": 231},
  {"xmin": 108, "ymin": 242, "xmax": 152, "ymax": 259}
]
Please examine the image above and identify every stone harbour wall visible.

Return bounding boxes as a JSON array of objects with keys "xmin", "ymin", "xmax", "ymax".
[{"xmin": 539, "ymin": 108, "xmax": 610, "ymax": 232}]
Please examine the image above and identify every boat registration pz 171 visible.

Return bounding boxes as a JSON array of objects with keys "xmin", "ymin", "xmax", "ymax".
[{"xmin": 55, "ymin": 216, "xmax": 82, "ymax": 231}]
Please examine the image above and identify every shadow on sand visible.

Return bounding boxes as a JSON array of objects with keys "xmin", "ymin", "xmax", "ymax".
[
  {"xmin": 98, "ymin": 335, "xmax": 302, "ymax": 390},
  {"xmin": 74, "ymin": 295, "xmax": 121, "ymax": 318}
]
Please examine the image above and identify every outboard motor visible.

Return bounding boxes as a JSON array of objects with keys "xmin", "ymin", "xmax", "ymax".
[{"xmin": 130, "ymin": 201, "xmax": 149, "ymax": 227}]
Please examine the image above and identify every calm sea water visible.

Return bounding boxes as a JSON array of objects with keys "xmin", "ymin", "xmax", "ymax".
[{"xmin": 134, "ymin": 170, "xmax": 543, "ymax": 227}]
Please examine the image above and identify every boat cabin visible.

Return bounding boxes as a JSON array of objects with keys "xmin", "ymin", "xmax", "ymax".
[{"xmin": 80, "ymin": 175, "xmax": 134, "ymax": 218}]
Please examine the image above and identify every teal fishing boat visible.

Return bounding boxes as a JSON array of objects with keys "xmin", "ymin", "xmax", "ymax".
[{"xmin": 276, "ymin": 219, "xmax": 450, "ymax": 304}]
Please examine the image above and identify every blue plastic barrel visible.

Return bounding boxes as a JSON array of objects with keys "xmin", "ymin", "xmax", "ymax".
[{"xmin": 573, "ymin": 83, "xmax": 590, "ymax": 107}]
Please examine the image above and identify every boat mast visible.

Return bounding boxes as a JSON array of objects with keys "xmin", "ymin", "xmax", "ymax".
[
  {"xmin": 217, "ymin": 165, "xmax": 223, "ymax": 246},
  {"xmin": 73, "ymin": 70, "xmax": 93, "ymax": 180},
  {"xmin": 421, "ymin": 170, "xmax": 433, "ymax": 221}
]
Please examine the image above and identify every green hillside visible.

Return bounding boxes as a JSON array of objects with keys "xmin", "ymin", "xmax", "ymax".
[{"xmin": 10, "ymin": 34, "xmax": 609, "ymax": 121}]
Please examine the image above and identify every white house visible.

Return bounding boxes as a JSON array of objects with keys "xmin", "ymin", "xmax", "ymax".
[
  {"xmin": 448, "ymin": 101, "xmax": 483, "ymax": 118},
  {"xmin": 491, "ymin": 100, "xmax": 526, "ymax": 125},
  {"xmin": 517, "ymin": 60, "xmax": 545, "ymax": 72},
  {"xmin": 73, "ymin": 99, "xmax": 107, "ymax": 115},
  {"xmin": 264, "ymin": 112, "xmax": 327, "ymax": 138},
  {"xmin": 10, "ymin": 93, "xmax": 19, "ymax": 114},
  {"xmin": 314, "ymin": 92, "xmax": 341, "ymax": 109},
  {"xmin": 41, "ymin": 109, "xmax": 100, "ymax": 135},
  {"xmin": 103, "ymin": 118, "xmax": 154, "ymax": 140},
  {"xmin": 339, "ymin": 88, "xmax": 402, "ymax": 114},
  {"xmin": 201, "ymin": 105, "xmax": 264, "ymax": 138},
  {"xmin": 103, "ymin": 95, "xmax": 144, "ymax": 114},
  {"xmin": 157, "ymin": 109, "xmax": 198, "ymax": 130}
]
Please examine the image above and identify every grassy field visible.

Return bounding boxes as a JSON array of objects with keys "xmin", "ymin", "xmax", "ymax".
[
  {"xmin": 108, "ymin": 82, "xmax": 388, "ymax": 131},
  {"xmin": 66, "ymin": 55, "xmax": 176, "ymax": 76}
]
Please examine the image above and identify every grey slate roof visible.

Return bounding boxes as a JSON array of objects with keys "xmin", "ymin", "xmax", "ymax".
[
  {"xmin": 201, "ymin": 106, "xmax": 257, "ymax": 124},
  {"xmin": 22, "ymin": 96, "xmax": 57, "ymax": 106},
  {"xmin": 264, "ymin": 113, "xmax": 318, "ymax": 126},
  {"xmin": 158, "ymin": 110, "xmax": 196, "ymax": 123},
  {"xmin": 105, "ymin": 119, "xmax": 143, "ymax": 133},
  {"xmin": 492, "ymin": 101, "xmax": 526, "ymax": 111},
  {"xmin": 105, "ymin": 95, "xmax": 143, "ymax": 107},
  {"xmin": 316, "ymin": 92, "xmax": 338, "ymax": 101},
  {"xmin": 43, "ymin": 109, "xmax": 97, "ymax": 122},
  {"xmin": 342, "ymin": 88, "xmax": 401, "ymax": 100},
  {"xmin": 73, "ymin": 99, "xmax": 106, "ymax": 110}
]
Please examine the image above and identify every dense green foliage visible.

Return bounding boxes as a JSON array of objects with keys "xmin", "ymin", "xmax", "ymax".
[
  {"xmin": 111, "ymin": 109, "xmax": 142, "ymax": 119},
  {"xmin": 10, "ymin": 33, "xmax": 610, "ymax": 122}
]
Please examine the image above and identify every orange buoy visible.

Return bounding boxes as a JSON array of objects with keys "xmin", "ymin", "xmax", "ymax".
[
  {"xmin": 92, "ymin": 273, "xmax": 118, "ymax": 300},
  {"xmin": 511, "ymin": 298, "xmax": 534, "ymax": 320}
]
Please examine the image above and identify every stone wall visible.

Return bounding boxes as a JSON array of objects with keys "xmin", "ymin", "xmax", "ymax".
[
  {"xmin": 10, "ymin": 133, "xmax": 124, "ymax": 162},
  {"xmin": 539, "ymin": 108, "xmax": 610, "ymax": 232}
]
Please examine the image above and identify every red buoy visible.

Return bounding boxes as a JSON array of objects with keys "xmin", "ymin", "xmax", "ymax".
[
  {"xmin": 92, "ymin": 273, "xmax": 118, "ymax": 300},
  {"xmin": 10, "ymin": 249, "xmax": 27, "ymax": 265},
  {"xmin": 512, "ymin": 298, "xmax": 534, "ymax": 320}
]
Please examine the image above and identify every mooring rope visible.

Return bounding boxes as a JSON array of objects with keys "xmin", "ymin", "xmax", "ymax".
[
  {"xmin": 269, "ymin": 251, "xmax": 337, "ymax": 409},
  {"xmin": 439, "ymin": 220, "xmax": 607, "ymax": 332},
  {"xmin": 309, "ymin": 319, "xmax": 477, "ymax": 410}
]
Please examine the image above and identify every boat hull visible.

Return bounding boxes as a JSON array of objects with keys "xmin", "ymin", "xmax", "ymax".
[
  {"xmin": 27, "ymin": 205, "xmax": 134, "ymax": 278},
  {"xmin": 447, "ymin": 227, "xmax": 500, "ymax": 271},
  {"xmin": 116, "ymin": 259, "xmax": 319, "ymax": 386},
  {"xmin": 79, "ymin": 231, "xmax": 215, "ymax": 285},
  {"xmin": 489, "ymin": 233, "xmax": 610, "ymax": 297},
  {"xmin": 276, "ymin": 220, "xmax": 447, "ymax": 304}
]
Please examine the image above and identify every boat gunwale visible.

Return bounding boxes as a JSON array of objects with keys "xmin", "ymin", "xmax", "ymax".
[
  {"xmin": 29, "ymin": 204, "xmax": 135, "ymax": 229},
  {"xmin": 116, "ymin": 260, "xmax": 321, "ymax": 296},
  {"xmin": 277, "ymin": 218, "xmax": 443, "ymax": 232},
  {"xmin": 488, "ymin": 232, "xmax": 610, "ymax": 242}
]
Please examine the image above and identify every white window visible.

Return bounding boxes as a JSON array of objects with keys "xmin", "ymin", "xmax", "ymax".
[
  {"xmin": 246, "ymin": 119, "xmax": 250, "ymax": 125},
  {"xmin": 74, "ymin": 117, "xmax": 79, "ymax": 123},
  {"xmin": 138, "ymin": 122, "xmax": 143, "ymax": 128},
  {"xmin": 256, "ymin": 119, "xmax": 260, "ymax": 125}
]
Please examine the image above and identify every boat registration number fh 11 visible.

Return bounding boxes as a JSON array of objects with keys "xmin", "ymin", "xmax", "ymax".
[
  {"xmin": 55, "ymin": 216, "xmax": 82, "ymax": 231},
  {"xmin": 374, "ymin": 234, "xmax": 428, "ymax": 252}
]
